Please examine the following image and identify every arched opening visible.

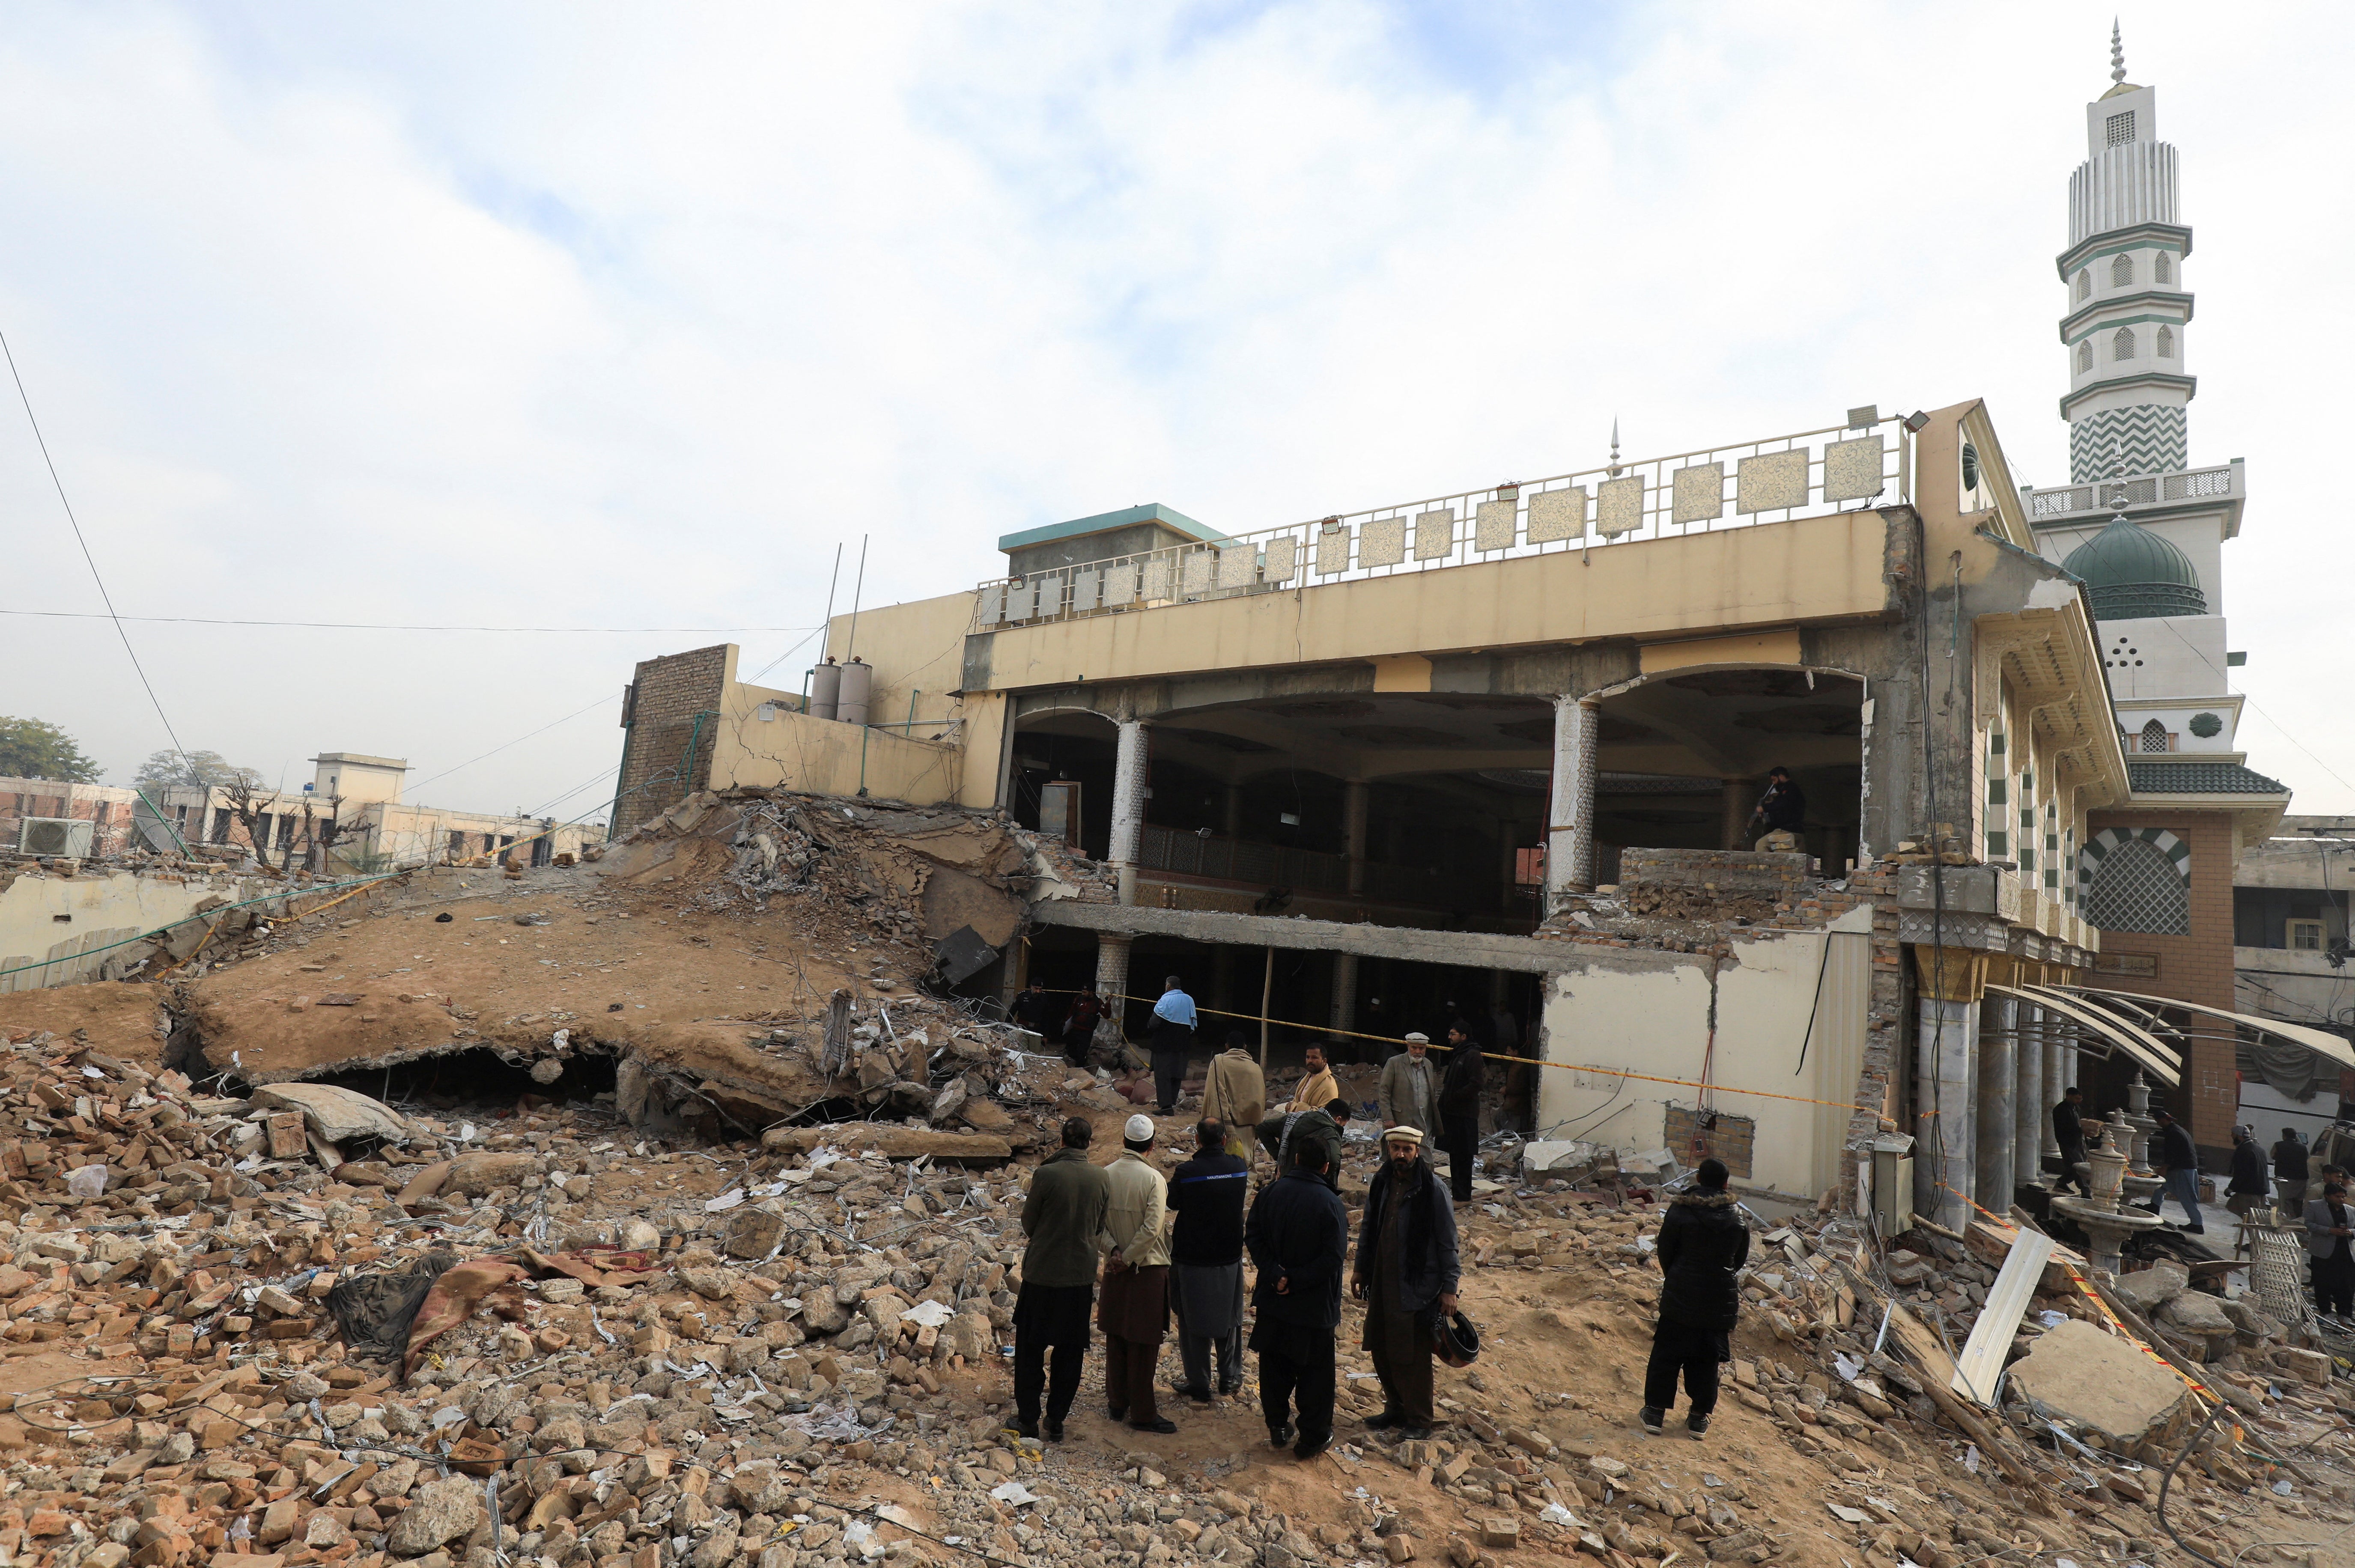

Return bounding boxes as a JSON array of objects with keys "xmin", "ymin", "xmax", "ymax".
[
  {"xmin": 2112, "ymin": 326, "xmax": 2136, "ymax": 361},
  {"xmin": 2156, "ymin": 324, "xmax": 2176, "ymax": 359},
  {"xmin": 2154, "ymin": 251, "xmax": 2173, "ymax": 285},
  {"xmin": 2076, "ymin": 339, "xmax": 2094, "ymax": 374},
  {"xmin": 1006, "ymin": 709, "xmax": 1120, "ymax": 858},
  {"xmin": 2075, "ymin": 268, "xmax": 2092, "ymax": 301},
  {"xmin": 2111, "ymin": 253, "xmax": 2134, "ymax": 287}
]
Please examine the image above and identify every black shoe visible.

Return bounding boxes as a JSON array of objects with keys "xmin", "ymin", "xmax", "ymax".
[
  {"xmin": 1172, "ymin": 1381, "xmax": 1213, "ymax": 1404},
  {"xmin": 1269, "ymin": 1422, "xmax": 1293, "ymax": 1448},
  {"xmin": 1639, "ymin": 1406, "xmax": 1664, "ymax": 1435},
  {"xmin": 1294, "ymin": 1431, "xmax": 1331, "ymax": 1461},
  {"xmin": 2184, "ymin": 1226, "xmax": 2206, "ymax": 1235},
  {"xmin": 1399, "ymin": 1425, "xmax": 1433, "ymax": 1442},
  {"xmin": 1107, "ymin": 1407, "xmax": 1127, "ymax": 1424},
  {"xmin": 1685, "ymin": 1413, "xmax": 1710, "ymax": 1437},
  {"xmin": 1010, "ymin": 1417, "xmax": 1039, "ymax": 1440},
  {"xmin": 1219, "ymin": 1382, "xmax": 1243, "ymax": 1398},
  {"xmin": 1129, "ymin": 1416, "xmax": 1178, "ymax": 1435},
  {"xmin": 1363, "ymin": 1409, "xmax": 1402, "ymax": 1430},
  {"xmin": 1044, "ymin": 1417, "xmax": 1065, "ymax": 1443}
]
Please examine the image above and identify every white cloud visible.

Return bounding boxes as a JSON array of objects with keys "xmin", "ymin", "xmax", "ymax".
[{"xmin": 1, "ymin": 0, "xmax": 2349, "ymax": 814}]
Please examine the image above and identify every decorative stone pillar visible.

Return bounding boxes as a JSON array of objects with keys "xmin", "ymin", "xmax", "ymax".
[
  {"xmin": 2042, "ymin": 1010, "xmax": 2068, "ymax": 1160},
  {"xmin": 1093, "ymin": 933, "xmax": 1133, "ymax": 1046},
  {"xmin": 1915, "ymin": 994, "xmax": 1979, "ymax": 1232},
  {"xmin": 1108, "ymin": 719, "xmax": 1151, "ymax": 906},
  {"xmin": 1544, "ymin": 697, "xmax": 1598, "ymax": 913},
  {"xmin": 2015, "ymin": 1003, "xmax": 2046, "ymax": 1186},
  {"xmin": 1976, "ymin": 992, "xmax": 2017, "ymax": 1213}
]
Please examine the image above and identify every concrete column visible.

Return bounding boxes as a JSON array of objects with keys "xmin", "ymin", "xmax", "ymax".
[
  {"xmin": 1976, "ymin": 994, "xmax": 2017, "ymax": 1214},
  {"xmin": 1914, "ymin": 995, "xmax": 1979, "ymax": 1232},
  {"xmin": 2042, "ymin": 1012, "xmax": 2068, "ymax": 1159},
  {"xmin": 1221, "ymin": 783, "xmax": 1243, "ymax": 839},
  {"xmin": 2015, "ymin": 1003, "xmax": 2046, "ymax": 1187},
  {"xmin": 1342, "ymin": 779, "xmax": 1370, "ymax": 897},
  {"xmin": 1544, "ymin": 697, "xmax": 1598, "ymax": 912},
  {"xmin": 1720, "ymin": 781, "xmax": 1750, "ymax": 851},
  {"xmin": 1108, "ymin": 719, "xmax": 1151, "ymax": 906},
  {"xmin": 1093, "ymin": 933, "xmax": 1133, "ymax": 1044},
  {"xmin": 1329, "ymin": 952, "xmax": 1358, "ymax": 1045},
  {"xmin": 1210, "ymin": 946, "xmax": 1237, "ymax": 1025}
]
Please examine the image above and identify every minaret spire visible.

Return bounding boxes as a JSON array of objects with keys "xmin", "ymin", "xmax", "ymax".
[{"xmin": 2110, "ymin": 19, "xmax": 2125, "ymax": 86}]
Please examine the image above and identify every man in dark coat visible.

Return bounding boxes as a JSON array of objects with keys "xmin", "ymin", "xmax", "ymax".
[
  {"xmin": 2151, "ymin": 1108, "xmax": 2205, "ymax": 1233},
  {"xmin": 2226, "ymin": 1125, "xmax": 2271, "ymax": 1219},
  {"xmin": 1747, "ymin": 766, "xmax": 1806, "ymax": 845},
  {"xmin": 1640, "ymin": 1157, "xmax": 1750, "ymax": 1437},
  {"xmin": 1245, "ymin": 1137, "xmax": 1349, "ymax": 1460},
  {"xmin": 1061, "ymin": 984, "xmax": 1106, "ymax": 1068},
  {"xmin": 1350, "ymin": 1125, "xmax": 1460, "ymax": 1442},
  {"xmin": 1009, "ymin": 979, "xmax": 1057, "ymax": 1038},
  {"xmin": 2305, "ymin": 1180, "xmax": 2355, "ymax": 1321},
  {"xmin": 2051, "ymin": 1086, "xmax": 2089, "ymax": 1194},
  {"xmin": 1013, "ymin": 1117, "xmax": 1111, "ymax": 1441},
  {"xmin": 2274, "ymin": 1126, "xmax": 2311, "ymax": 1216},
  {"xmin": 1437, "ymin": 1024, "xmax": 1484, "ymax": 1205},
  {"xmin": 1167, "ymin": 1119, "xmax": 1250, "ymax": 1402}
]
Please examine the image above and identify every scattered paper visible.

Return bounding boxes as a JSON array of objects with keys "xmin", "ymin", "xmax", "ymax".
[
  {"xmin": 989, "ymin": 1481, "xmax": 1040, "ymax": 1507},
  {"xmin": 1832, "ymin": 1353, "xmax": 1861, "ymax": 1383},
  {"xmin": 1963, "ymin": 1444, "xmax": 1980, "ymax": 1474},
  {"xmin": 902, "ymin": 1300, "xmax": 955, "ymax": 1328},
  {"xmin": 704, "ymin": 1190, "xmax": 746, "ymax": 1213},
  {"xmin": 1538, "ymin": 1504, "xmax": 1581, "ymax": 1527}
]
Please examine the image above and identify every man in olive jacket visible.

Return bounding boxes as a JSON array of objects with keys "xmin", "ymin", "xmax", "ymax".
[
  {"xmin": 1639, "ymin": 1158, "xmax": 1750, "ymax": 1437},
  {"xmin": 1014, "ymin": 1117, "xmax": 1111, "ymax": 1441}
]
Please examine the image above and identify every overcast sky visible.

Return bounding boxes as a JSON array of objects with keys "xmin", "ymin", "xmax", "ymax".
[{"xmin": 3, "ymin": 2, "xmax": 2351, "ymax": 820}]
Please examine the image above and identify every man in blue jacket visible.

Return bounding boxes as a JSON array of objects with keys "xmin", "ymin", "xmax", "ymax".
[
  {"xmin": 1245, "ymin": 1136, "xmax": 1349, "ymax": 1460},
  {"xmin": 1168, "ymin": 1119, "xmax": 1251, "ymax": 1402},
  {"xmin": 1150, "ymin": 976, "xmax": 1198, "ymax": 1114},
  {"xmin": 1350, "ymin": 1125, "xmax": 1459, "ymax": 1442}
]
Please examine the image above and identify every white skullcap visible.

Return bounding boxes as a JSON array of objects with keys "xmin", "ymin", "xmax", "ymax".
[{"xmin": 1124, "ymin": 1113, "xmax": 1156, "ymax": 1143}]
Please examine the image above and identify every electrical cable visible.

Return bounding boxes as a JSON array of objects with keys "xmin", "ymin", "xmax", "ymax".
[
  {"xmin": 1, "ymin": 329, "xmax": 197, "ymax": 780},
  {"xmin": 405, "ymin": 693, "xmax": 622, "ymax": 795},
  {"xmin": 0, "ymin": 608, "xmax": 822, "ymax": 635}
]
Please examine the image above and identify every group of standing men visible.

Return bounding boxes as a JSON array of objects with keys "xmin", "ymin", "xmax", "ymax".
[{"xmin": 1011, "ymin": 1100, "xmax": 1462, "ymax": 1461}]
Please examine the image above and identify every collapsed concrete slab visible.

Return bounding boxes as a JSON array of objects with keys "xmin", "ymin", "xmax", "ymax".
[{"xmin": 2005, "ymin": 1318, "xmax": 2194, "ymax": 1445}]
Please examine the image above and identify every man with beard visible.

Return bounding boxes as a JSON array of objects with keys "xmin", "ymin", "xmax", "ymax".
[
  {"xmin": 1246, "ymin": 1136, "xmax": 1348, "ymax": 1459},
  {"xmin": 1350, "ymin": 1126, "xmax": 1460, "ymax": 1442}
]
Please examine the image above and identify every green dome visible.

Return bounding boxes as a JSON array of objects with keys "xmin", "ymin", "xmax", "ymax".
[{"xmin": 2062, "ymin": 517, "xmax": 2207, "ymax": 620}]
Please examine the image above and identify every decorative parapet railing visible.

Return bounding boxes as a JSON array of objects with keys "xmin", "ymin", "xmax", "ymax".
[
  {"xmin": 972, "ymin": 414, "xmax": 1915, "ymax": 630},
  {"xmin": 2020, "ymin": 460, "xmax": 2239, "ymax": 524}
]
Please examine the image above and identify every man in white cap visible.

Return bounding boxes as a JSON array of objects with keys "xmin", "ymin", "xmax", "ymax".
[
  {"xmin": 1351, "ymin": 1125, "xmax": 1459, "ymax": 1442},
  {"xmin": 1097, "ymin": 1113, "xmax": 1176, "ymax": 1432},
  {"xmin": 1378, "ymin": 1033, "xmax": 1438, "ymax": 1134}
]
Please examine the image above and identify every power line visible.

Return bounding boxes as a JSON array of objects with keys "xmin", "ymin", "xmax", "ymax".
[
  {"xmin": 0, "ymin": 330, "xmax": 194, "ymax": 776},
  {"xmin": 2149, "ymin": 619, "xmax": 2355, "ymax": 795},
  {"xmin": 0, "ymin": 607, "xmax": 821, "ymax": 635},
  {"xmin": 405, "ymin": 692, "xmax": 621, "ymax": 795}
]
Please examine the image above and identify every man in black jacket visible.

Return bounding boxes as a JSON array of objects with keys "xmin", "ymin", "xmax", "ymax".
[
  {"xmin": 2051, "ymin": 1086, "xmax": 2089, "ymax": 1195},
  {"xmin": 2274, "ymin": 1127, "xmax": 2311, "ymax": 1215},
  {"xmin": 2152, "ymin": 1108, "xmax": 2205, "ymax": 1234},
  {"xmin": 1245, "ymin": 1138, "xmax": 1349, "ymax": 1460},
  {"xmin": 1168, "ymin": 1119, "xmax": 1250, "ymax": 1402},
  {"xmin": 1640, "ymin": 1158, "xmax": 1750, "ymax": 1438},
  {"xmin": 1351, "ymin": 1126, "xmax": 1460, "ymax": 1442},
  {"xmin": 1255, "ymin": 1099, "xmax": 1353, "ymax": 1192},
  {"xmin": 2226, "ymin": 1125, "xmax": 2271, "ymax": 1219},
  {"xmin": 1437, "ymin": 1024, "xmax": 1484, "ymax": 1205}
]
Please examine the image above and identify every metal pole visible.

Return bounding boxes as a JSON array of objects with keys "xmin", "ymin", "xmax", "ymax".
[
  {"xmin": 820, "ymin": 542, "xmax": 843, "ymax": 658},
  {"xmin": 1259, "ymin": 947, "xmax": 1274, "ymax": 1065},
  {"xmin": 844, "ymin": 534, "xmax": 870, "ymax": 663}
]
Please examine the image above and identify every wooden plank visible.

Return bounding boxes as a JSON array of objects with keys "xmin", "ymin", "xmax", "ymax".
[{"xmin": 1950, "ymin": 1229, "xmax": 2053, "ymax": 1404}]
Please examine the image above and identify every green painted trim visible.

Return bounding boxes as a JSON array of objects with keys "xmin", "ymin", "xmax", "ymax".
[
  {"xmin": 2066, "ymin": 313, "xmax": 2189, "ymax": 348},
  {"xmin": 997, "ymin": 503, "xmax": 1221, "ymax": 553},
  {"xmin": 2058, "ymin": 291, "xmax": 2194, "ymax": 341},
  {"xmin": 2059, "ymin": 372, "xmax": 2197, "ymax": 420},
  {"xmin": 2055, "ymin": 223, "xmax": 2193, "ymax": 278}
]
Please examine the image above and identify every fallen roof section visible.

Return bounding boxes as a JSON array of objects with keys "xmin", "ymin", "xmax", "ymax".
[
  {"xmin": 2061, "ymin": 985, "xmax": 2355, "ymax": 1074},
  {"xmin": 1030, "ymin": 899, "xmax": 1586, "ymax": 973}
]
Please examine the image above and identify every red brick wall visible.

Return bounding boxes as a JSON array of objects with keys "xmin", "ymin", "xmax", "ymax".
[
  {"xmin": 2085, "ymin": 809, "xmax": 2239, "ymax": 1154},
  {"xmin": 612, "ymin": 645, "xmax": 730, "ymax": 839}
]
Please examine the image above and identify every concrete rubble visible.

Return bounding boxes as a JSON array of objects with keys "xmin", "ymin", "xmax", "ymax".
[{"xmin": 0, "ymin": 787, "xmax": 2343, "ymax": 1568}]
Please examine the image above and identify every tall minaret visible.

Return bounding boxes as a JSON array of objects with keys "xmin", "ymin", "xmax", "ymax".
[{"xmin": 2059, "ymin": 23, "xmax": 2194, "ymax": 482}]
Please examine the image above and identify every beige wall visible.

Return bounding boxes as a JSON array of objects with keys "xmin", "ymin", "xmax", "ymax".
[
  {"xmin": 1535, "ymin": 905, "xmax": 1874, "ymax": 1198},
  {"xmin": 705, "ymin": 703, "xmax": 965, "ymax": 807},
  {"xmin": 823, "ymin": 594, "xmax": 975, "ymax": 736},
  {"xmin": 0, "ymin": 867, "xmax": 268, "ymax": 993}
]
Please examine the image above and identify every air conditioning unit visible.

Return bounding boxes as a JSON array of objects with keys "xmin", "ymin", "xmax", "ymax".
[{"xmin": 17, "ymin": 818, "xmax": 93, "ymax": 858}]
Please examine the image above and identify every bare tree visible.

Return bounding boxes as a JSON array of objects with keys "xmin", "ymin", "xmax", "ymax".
[
  {"xmin": 218, "ymin": 775, "xmax": 283, "ymax": 869},
  {"xmin": 286, "ymin": 794, "xmax": 375, "ymax": 874}
]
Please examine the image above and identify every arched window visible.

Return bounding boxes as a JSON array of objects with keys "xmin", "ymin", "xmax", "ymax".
[
  {"xmin": 2140, "ymin": 719, "xmax": 2170, "ymax": 752},
  {"xmin": 2112, "ymin": 326, "xmax": 2136, "ymax": 361},
  {"xmin": 2156, "ymin": 325, "xmax": 2176, "ymax": 359},
  {"xmin": 2112, "ymin": 253, "xmax": 2134, "ymax": 287},
  {"xmin": 2154, "ymin": 251, "xmax": 2173, "ymax": 285},
  {"xmin": 2081, "ymin": 832, "xmax": 2191, "ymax": 935},
  {"xmin": 2076, "ymin": 269, "xmax": 2092, "ymax": 301},
  {"xmin": 2077, "ymin": 339, "xmax": 2094, "ymax": 373}
]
